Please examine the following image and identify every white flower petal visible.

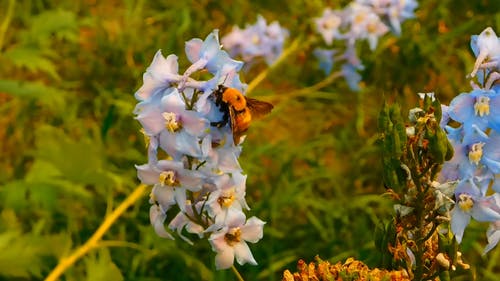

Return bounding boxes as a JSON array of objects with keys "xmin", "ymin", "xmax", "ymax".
[
  {"xmin": 241, "ymin": 217, "xmax": 265, "ymax": 243},
  {"xmin": 215, "ymin": 248, "xmax": 235, "ymax": 270},
  {"xmin": 233, "ymin": 241, "xmax": 257, "ymax": 266},
  {"xmin": 150, "ymin": 205, "xmax": 173, "ymax": 239}
]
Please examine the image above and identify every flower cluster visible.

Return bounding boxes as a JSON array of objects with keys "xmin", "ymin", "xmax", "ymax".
[
  {"xmin": 134, "ymin": 30, "xmax": 265, "ymax": 269},
  {"xmin": 313, "ymin": 0, "xmax": 418, "ymax": 90},
  {"xmin": 221, "ymin": 15, "xmax": 289, "ymax": 66},
  {"xmin": 440, "ymin": 27, "xmax": 500, "ymax": 253}
]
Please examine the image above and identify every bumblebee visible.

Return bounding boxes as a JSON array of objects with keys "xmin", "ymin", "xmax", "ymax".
[{"xmin": 211, "ymin": 85, "xmax": 273, "ymax": 145}]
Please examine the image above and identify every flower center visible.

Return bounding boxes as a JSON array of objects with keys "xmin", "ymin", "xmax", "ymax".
[
  {"xmin": 389, "ymin": 8, "xmax": 399, "ymax": 18},
  {"xmin": 163, "ymin": 112, "xmax": 182, "ymax": 132},
  {"xmin": 474, "ymin": 96, "xmax": 490, "ymax": 117},
  {"xmin": 159, "ymin": 170, "xmax": 178, "ymax": 186},
  {"xmin": 323, "ymin": 16, "xmax": 341, "ymax": 30},
  {"xmin": 468, "ymin": 142, "xmax": 484, "ymax": 165},
  {"xmin": 251, "ymin": 34, "xmax": 260, "ymax": 45},
  {"xmin": 354, "ymin": 12, "xmax": 367, "ymax": 25},
  {"xmin": 457, "ymin": 193, "xmax": 474, "ymax": 212},
  {"xmin": 217, "ymin": 189, "xmax": 236, "ymax": 208},
  {"xmin": 367, "ymin": 22, "xmax": 377, "ymax": 33},
  {"xmin": 224, "ymin": 227, "xmax": 242, "ymax": 246}
]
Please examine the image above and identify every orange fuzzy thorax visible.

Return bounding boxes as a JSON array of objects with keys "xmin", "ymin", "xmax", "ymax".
[{"xmin": 222, "ymin": 88, "xmax": 247, "ymax": 111}]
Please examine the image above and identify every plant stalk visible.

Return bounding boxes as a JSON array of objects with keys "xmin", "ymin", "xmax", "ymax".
[{"xmin": 44, "ymin": 184, "xmax": 148, "ymax": 281}]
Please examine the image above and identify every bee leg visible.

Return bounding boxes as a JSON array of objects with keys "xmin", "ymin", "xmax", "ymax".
[
  {"xmin": 210, "ymin": 120, "xmax": 227, "ymax": 128},
  {"xmin": 210, "ymin": 111, "xmax": 230, "ymax": 128}
]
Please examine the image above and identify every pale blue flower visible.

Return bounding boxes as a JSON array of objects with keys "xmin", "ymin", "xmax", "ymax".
[
  {"xmin": 469, "ymin": 27, "xmax": 500, "ymax": 79},
  {"xmin": 438, "ymin": 138, "xmax": 468, "ymax": 182},
  {"xmin": 341, "ymin": 63, "xmax": 362, "ymax": 91},
  {"xmin": 135, "ymin": 88, "xmax": 210, "ymax": 159},
  {"xmin": 205, "ymin": 173, "xmax": 249, "ymax": 230},
  {"xmin": 222, "ymin": 15, "xmax": 289, "ymax": 65},
  {"xmin": 484, "ymin": 218, "xmax": 500, "ymax": 254},
  {"xmin": 343, "ymin": 3, "xmax": 389, "ymax": 50},
  {"xmin": 451, "ymin": 179, "xmax": 500, "ymax": 243},
  {"xmin": 448, "ymin": 89, "xmax": 500, "ymax": 136},
  {"xmin": 169, "ymin": 200, "xmax": 206, "ymax": 244},
  {"xmin": 209, "ymin": 211, "xmax": 265, "ymax": 269},
  {"xmin": 136, "ymin": 160, "xmax": 206, "ymax": 212},
  {"xmin": 356, "ymin": 0, "xmax": 418, "ymax": 36},
  {"xmin": 184, "ymin": 30, "xmax": 222, "ymax": 76},
  {"xmin": 313, "ymin": 48, "xmax": 336, "ymax": 74},
  {"xmin": 135, "ymin": 51, "xmax": 180, "ymax": 101},
  {"xmin": 440, "ymin": 125, "xmax": 500, "ymax": 181},
  {"xmin": 150, "ymin": 204, "xmax": 174, "ymax": 239},
  {"xmin": 205, "ymin": 144, "xmax": 242, "ymax": 173},
  {"xmin": 314, "ymin": 8, "xmax": 344, "ymax": 45},
  {"xmin": 158, "ymin": 90, "xmax": 210, "ymax": 159}
]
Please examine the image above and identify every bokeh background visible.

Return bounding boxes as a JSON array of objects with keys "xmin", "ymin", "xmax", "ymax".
[{"xmin": 1, "ymin": 0, "xmax": 499, "ymax": 280}]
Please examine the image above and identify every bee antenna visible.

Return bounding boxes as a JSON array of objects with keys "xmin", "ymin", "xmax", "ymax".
[{"xmin": 221, "ymin": 73, "xmax": 230, "ymax": 86}]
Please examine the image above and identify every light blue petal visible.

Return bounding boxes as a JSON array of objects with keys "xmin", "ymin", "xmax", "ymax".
[
  {"xmin": 185, "ymin": 38, "xmax": 203, "ymax": 63},
  {"xmin": 448, "ymin": 92, "xmax": 475, "ymax": 124},
  {"xmin": 472, "ymin": 199, "xmax": 500, "ymax": 222},
  {"xmin": 451, "ymin": 207, "xmax": 471, "ymax": 243}
]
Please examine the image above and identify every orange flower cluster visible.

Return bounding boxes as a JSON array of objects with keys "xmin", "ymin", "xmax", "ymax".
[{"xmin": 282, "ymin": 256, "xmax": 410, "ymax": 281}]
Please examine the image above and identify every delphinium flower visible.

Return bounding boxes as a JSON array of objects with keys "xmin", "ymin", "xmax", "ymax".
[
  {"xmin": 222, "ymin": 15, "xmax": 289, "ymax": 66},
  {"xmin": 468, "ymin": 27, "xmax": 500, "ymax": 81},
  {"xmin": 312, "ymin": 48, "xmax": 337, "ymax": 75},
  {"xmin": 134, "ymin": 30, "xmax": 265, "ymax": 270},
  {"xmin": 209, "ymin": 211, "xmax": 265, "ymax": 269},
  {"xmin": 314, "ymin": 8, "xmax": 344, "ymax": 45},
  {"xmin": 450, "ymin": 179, "xmax": 500, "ymax": 243},
  {"xmin": 313, "ymin": 0, "xmax": 418, "ymax": 91},
  {"xmin": 343, "ymin": 2, "xmax": 390, "ymax": 50},
  {"xmin": 439, "ymin": 27, "xmax": 500, "ymax": 254},
  {"xmin": 484, "ymin": 219, "xmax": 500, "ymax": 254},
  {"xmin": 356, "ymin": 0, "xmax": 418, "ymax": 35}
]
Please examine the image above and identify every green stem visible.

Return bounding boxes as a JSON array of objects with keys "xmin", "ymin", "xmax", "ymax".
[
  {"xmin": 95, "ymin": 240, "xmax": 151, "ymax": 253},
  {"xmin": 45, "ymin": 184, "xmax": 148, "ymax": 281},
  {"xmin": 412, "ymin": 166, "xmax": 427, "ymax": 281},
  {"xmin": 356, "ymin": 89, "xmax": 365, "ymax": 135},
  {"xmin": 231, "ymin": 265, "xmax": 245, "ymax": 281},
  {"xmin": 0, "ymin": 0, "xmax": 15, "ymax": 52},
  {"xmin": 282, "ymin": 71, "xmax": 342, "ymax": 100}
]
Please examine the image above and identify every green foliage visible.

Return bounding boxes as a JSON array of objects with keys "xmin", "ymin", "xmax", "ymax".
[
  {"xmin": 1, "ymin": 0, "xmax": 499, "ymax": 280},
  {"xmin": 374, "ymin": 220, "xmax": 400, "ymax": 270},
  {"xmin": 378, "ymin": 102, "xmax": 407, "ymax": 192},
  {"xmin": 84, "ymin": 249, "xmax": 124, "ymax": 281}
]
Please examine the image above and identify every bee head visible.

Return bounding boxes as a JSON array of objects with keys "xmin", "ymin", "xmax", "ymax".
[{"xmin": 222, "ymin": 88, "xmax": 247, "ymax": 110}]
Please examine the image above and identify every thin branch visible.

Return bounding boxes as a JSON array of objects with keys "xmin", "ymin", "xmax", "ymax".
[
  {"xmin": 231, "ymin": 265, "xmax": 245, "ymax": 281},
  {"xmin": 44, "ymin": 184, "xmax": 148, "ymax": 281}
]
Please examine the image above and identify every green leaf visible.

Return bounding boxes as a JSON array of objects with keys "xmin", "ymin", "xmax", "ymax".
[
  {"xmin": 378, "ymin": 102, "xmax": 407, "ymax": 190},
  {"xmin": 4, "ymin": 47, "xmax": 60, "ymax": 80},
  {"xmin": 84, "ymin": 249, "xmax": 124, "ymax": 281},
  {"xmin": 0, "ymin": 231, "xmax": 44, "ymax": 279},
  {"xmin": 0, "ymin": 79, "xmax": 66, "ymax": 110},
  {"xmin": 22, "ymin": 9, "xmax": 79, "ymax": 46},
  {"xmin": 34, "ymin": 125, "xmax": 107, "ymax": 186}
]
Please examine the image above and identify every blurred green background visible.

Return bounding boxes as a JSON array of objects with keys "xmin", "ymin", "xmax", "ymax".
[{"xmin": 1, "ymin": 0, "xmax": 500, "ymax": 280}]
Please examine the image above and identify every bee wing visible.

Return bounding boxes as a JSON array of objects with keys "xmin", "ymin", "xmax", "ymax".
[
  {"xmin": 228, "ymin": 106, "xmax": 242, "ymax": 145},
  {"xmin": 245, "ymin": 97, "xmax": 274, "ymax": 118}
]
